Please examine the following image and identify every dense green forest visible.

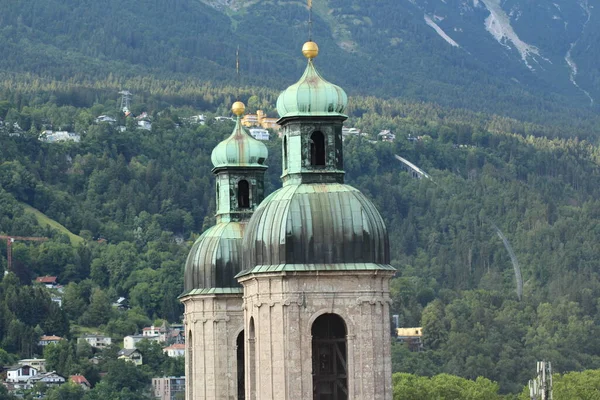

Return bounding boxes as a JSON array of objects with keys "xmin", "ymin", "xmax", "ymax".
[
  {"xmin": 2, "ymin": 74, "xmax": 600, "ymax": 397},
  {"xmin": 2, "ymin": 1, "xmax": 600, "ymax": 398}
]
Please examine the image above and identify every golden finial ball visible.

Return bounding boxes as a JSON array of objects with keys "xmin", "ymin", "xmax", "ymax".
[
  {"xmin": 232, "ymin": 101, "xmax": 245, "ymax": 116},
  {"xmin": 302, "ymin": 41, "xmax": 319, "ymax": 59}
]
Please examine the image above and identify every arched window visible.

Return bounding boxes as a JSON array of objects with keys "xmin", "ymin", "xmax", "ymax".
[
  {"xmin": 188, "ymin": 330, "xmax": 193, "ymax": 399},
  {"xmin": 248, "ymin": 318, "xmax": 256, "ymax": 400},
  {"xmin": 283, "ymin": 135, "xmax": 288, "ymax": 170},
  {"xmin": 310, "ymin": 131, "xmax": 326, "ymax": 166},
  {"xmin": 237, "ymin": 331, "xmax": 245, "ymax": 400},
  {"xmin": 312, "ymin": 314, "xmax": 347, "ymax": 400},
  {"xmin": 238, "ymin": 180, "xmax": 250, "ymax": 209}
]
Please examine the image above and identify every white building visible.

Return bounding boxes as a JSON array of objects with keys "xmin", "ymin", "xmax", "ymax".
[
  {"xmin": 152, "ymin": 376, "xmax": 185, "ymax": 400},
  {"xmin": 378, "ymin": 130, "xmax": 396, "ymax": 142},
  {"xmin": 188, "ymin": 115, "xmax": 206, "ymax": 125},
  {"xmin": 41, "ymin": 131, "xmax": 81, "ymax": 143},
  {"xmin": 27, "ymin": 371, "xmax": 66, "ymax": 387},
  {"xmin": 95, "ymin": 115, "xmax": 117, "ymax": 124},
  {"xmin": 163, "ymin": 343, "xmax": 185, "ymax": 358},
  {"xmin": 342, "ymin": 127, "xmax": 361, "ymax": 137},
  {"xmin": 123, "ymin": 334, "xmax": 160, "ymax": 349},
  {"xmin": 18, "ymin": 358, "xmax": 46, "ymax": 372},
  {"xmin": 137, "ymin": 120, "xmax": 152, "ymax": 130},
  {"xmin": 143, "ymin": 325, "xmax": 163, "ymax": 337},
  {"xmin": 78, "ymin": 334, "xmax": 112, "ymax": 349},
  {"xmin": 6, "ymin": 365, "xmax": 38, "ymax": 382},
  {"xmin": 38, "ymin": 336, "xmax": 63, "ymax": 346},
  {"xmin": 118, "ymin": 349, "xmax": 143, "ymax": 366},
  {"xmin": 249, "ymin": 128, "xmax": 270, "ymax": 141}
]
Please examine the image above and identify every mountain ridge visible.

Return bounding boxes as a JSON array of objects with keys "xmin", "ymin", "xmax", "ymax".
[{"xmin": 0, "ymin": 0, "xmax": 598, "ymax": 124}]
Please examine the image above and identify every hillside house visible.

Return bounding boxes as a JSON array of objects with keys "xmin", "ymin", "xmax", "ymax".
[
  {"xmin": 40, "ymin": 131, "xmax": 81, "ymax": 143},
  {"xmin": 242, "ymin": 110, "xmax": 279, "ymax": 130},
  {"xmin": 95, "ymin": 115, "xmax": 117, "ymax": 124},
  {"xmin": 143, "ymin": 325, "xmax": 163, "ymax": 337},
  {"xmin": 166, "ymin": 328, "xmax": 184, "ymax": 345},
  {"xmin": 249, "ymin": 128, "xmax": 270, "ymax": 141},
  {"xmin": 242, "ymin": 114, "xmax": 258, "ymax": 125},
  {"xmin": 123, "ymin": 334, "xmax": 160, "ymax": 349},
  {"xmin": 144, "ymin": 325, "xmax": 167, "ymax": 342},
  {"xmin": 378, "ymin": 130, "xmax": 396, "ymax": 142},
  {"xmin": 27, "ymin": 371, "xmax": 66, "ymax": 387},
  {"xmin": 38, "ymin": 335, "xmax": 63, "ymax": 346},
  {"xmin": 70, "ymin": 374, "xmax": 91, "ymax": 390},
  {"xmin": 6, "ymin": 365, "xmax": 38, "ymax": 383},
  {"xmin": 35, "ymin": 276, "xmax": 58, "ymax": 288},
  {"xmin": 112, "ymin": 296, "xmax": 128, "ymax": 309},
  {"xmin": 396, "ymin": 327, "xmax": 424, "ymax": 352},
  {"xmin": 188, "ymin": 115, "xmax": 206, "ymax": 125},
  {"xmin": 118, "ymin": 348, "xmax": 143, "ymax": 366},
  {"xmin": 137, "ymin": 120, "xmax": 152, "ymax": 130},
  {"xmin": 18, "ymin": 358, "xmax": 46, "ymax": 372},
  {"xmin": 163, "ymin": 343, "xmax": 185, "ymax": 358},
  {"xmin": 78, "ymin": 334, "xmax": 111, "ymax": 349}
]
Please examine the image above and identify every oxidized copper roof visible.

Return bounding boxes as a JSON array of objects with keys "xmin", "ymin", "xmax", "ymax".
[
  {"xmin": 211, "ymin": 117, "xmax": 268, "ymax": 169},
  {"xmin": 183, "ymin": 222, "xmax": 246, "ymax": 293},
  {"xmin": 240, "ymin": 183, "xmax": 390, "ymax": 275},
  {"xmin": 276, "ymin": 60, "xmax": 348, "ymax": 119}
]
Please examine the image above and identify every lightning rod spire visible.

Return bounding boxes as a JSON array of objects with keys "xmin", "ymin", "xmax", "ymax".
[
  {"xmin": 308, "ymin": 0, "xmax": 313, "ymax": 41},
  {"xmin": 236, "ymin": 46, "xmax": 240, "ymax": 100}
]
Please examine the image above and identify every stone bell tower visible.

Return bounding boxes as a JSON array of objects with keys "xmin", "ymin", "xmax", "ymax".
[
  {"xmin": 180, "ymin": 101, "xmax": 268, "ymax": 400},
  {"xmin": 238, "ymin": 41, "xmax": 395, "ymax": 400}
]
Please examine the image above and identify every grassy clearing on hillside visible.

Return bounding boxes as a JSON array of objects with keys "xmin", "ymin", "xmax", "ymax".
[{"xmin": 22, "ymin": 204, "xmax": 84, "ymax": 246}]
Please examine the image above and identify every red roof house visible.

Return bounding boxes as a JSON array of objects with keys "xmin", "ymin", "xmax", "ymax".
[
  {"xmin": 35, "ymin": 276, "xmax": 57, "ymax": 285},
  {"xmin": 70, "ymin": 374, "xmax": 91, "ymax": 389}
]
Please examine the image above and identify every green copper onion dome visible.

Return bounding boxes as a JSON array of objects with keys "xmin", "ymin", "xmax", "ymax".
[
  {"xmin": 183, "ymin": 100, "xmax": 269, "ymax": 294},
  {"xmin": 211, "ymin": 102, "xmax": 268, "ymax": 169},
  {"xmin": 276, "ymin": 41, "xmax": 348, "ymax": 119},
  {"xmin": 239, "ymin": 183, "xmax": 392, "ymax": 276},
  {"xmin": 183, "ymin": 222, "xmax": 246, "ymax": 293}
]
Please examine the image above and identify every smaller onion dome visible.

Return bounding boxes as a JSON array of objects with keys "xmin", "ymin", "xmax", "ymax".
[
  {"xmin": 276, "ymin": 41, "xmax": 348, "ymax": 119},
  {"xmin": 210, "ymin": 102, "xmax": 268, "ymax": 169},
  {"xmin": 183, "ymin": 222, "xmax": 245, "ymax": 293}
]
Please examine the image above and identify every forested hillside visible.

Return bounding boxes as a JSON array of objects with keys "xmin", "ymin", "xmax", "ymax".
[
  {"xmin": 1, "ymin": 76, "xmax": 600, "ymax": 397},
  {"xmin": 1, "ymin": 2, "xmax": 600, "ymax": 396}
]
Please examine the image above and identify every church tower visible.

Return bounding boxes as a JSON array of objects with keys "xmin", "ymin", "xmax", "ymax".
[
  {"xmin": 238, "ymin": 42, "xmax": 395, "ymax": 400},
  {"xmin": 181, "ymin": 101, "xmax": 268, "ymax": 400}
]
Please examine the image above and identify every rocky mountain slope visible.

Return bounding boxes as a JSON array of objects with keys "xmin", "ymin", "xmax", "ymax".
[{"xmin": 0, "ymin": 0, "xmax": 598, "ymax": 120}]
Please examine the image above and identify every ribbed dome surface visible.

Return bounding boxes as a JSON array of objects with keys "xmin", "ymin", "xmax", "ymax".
[
  {"xmin": 211, "ymin": 118, "xmax": 268, "ymax": 169},
  {"xmin": 276, "ymin": 61, "xmax": 348, "ymax": 119},
  {"xmin": 241, "ymin": 183, "xmax": 390, "ymax": 272},
  {"xmin": 183, "ymin": 222, "xmax": 246, "ymax": 293}
]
